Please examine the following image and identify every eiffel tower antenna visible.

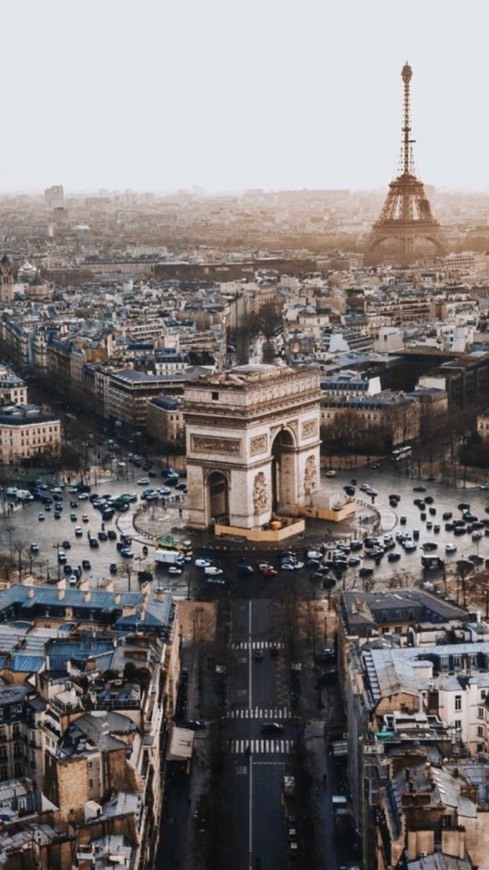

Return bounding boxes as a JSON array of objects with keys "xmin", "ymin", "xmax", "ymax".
[
  {"xmin": 401, "ymin": 61, "xmax": 413, "ymax": 176},
  {"xmin": 364, "ymin": 62, "xmax": 447, "ymax": 265}
]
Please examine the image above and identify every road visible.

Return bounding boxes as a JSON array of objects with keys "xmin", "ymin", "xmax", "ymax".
[
  {"xmin": 224, "ymin": 599, "xmax": 298, "ymax": 870},
  {"xmin": 0, "ymin": 477, "xmax": 190, "ymax": 596}
]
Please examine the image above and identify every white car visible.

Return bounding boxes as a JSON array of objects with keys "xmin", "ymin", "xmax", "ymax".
[
  {"xmin": 78, "ymin": 493, "xmax": 89, "ymax": 500},
  {"xmin": 137, "ymin": 478, "xmax": 149, "ymax": 486},
  {"xmin": 168, "ymin": 566, "xmax": 183, "ymax": 575},
  {"xmin": 204, "ymin": 566, "xmax": 223, "ymax": 576},
  {"xmin": 195, "ymin": 558, "xmax": 213, "ymax": 569},
  {"xmin": 445, "ymin": 543, "xmax": 457, "ymax": 554},
  {"xmin": 306, "ymin": 550, "xmax": 322, "ymax": 560},
  {"xmin": 206, "ymin": 576, "xmax": 225, "ymax": 585},
  {"xmin": 480, "ymin": 483, "xmax": 489, "ymax": 491},
  {"xmin": 403, "ymin": 540, "xmax": 417, "ymax": 551}
]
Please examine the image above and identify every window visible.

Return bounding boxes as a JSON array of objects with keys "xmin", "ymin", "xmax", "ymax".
[
  {"xmin": 211, "ymin": 391, "xmax": 219, "ymax": 401},
  {"xmin": 454, "ymin": 720, "xmax": 462, "ymax": 730},
  {"xmin": 479, "ymin": 708, "xmax": 485, "ymax": 719},
  {"xmin": 478, "ymin": 726, "xmax": 484, "ymax": 737},
  {"xmin": 454, "ymin": 695, "xmax": 462, "ymax": 711}
]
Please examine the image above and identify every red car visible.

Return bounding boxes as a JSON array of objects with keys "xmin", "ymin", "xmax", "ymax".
[{"xmin": 257, "ymin": 563, "xmax": 279, "ymax": 577}]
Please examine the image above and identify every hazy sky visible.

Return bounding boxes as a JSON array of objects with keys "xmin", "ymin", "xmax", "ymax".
[{"xmin": 5, "ymin": 0, "xmax": 489, "ymax": 192}]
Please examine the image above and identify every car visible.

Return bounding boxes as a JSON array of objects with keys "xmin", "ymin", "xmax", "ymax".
[
  {"xmin": 107, "ymin": 529, "xmax": 117, "ymax": 540},
  {"xmin": 413, "ymin": 485, "xmax": 426, "ymax": 492},
  {"xmin": 68, "ymin": 575, "xmax": 78, "ymax": 586},
  {"xmin": 261, "ymin": 722, "xmax": 284, "ymax": 734},
  {"xmin": 348, "ymin": 557, "xmax": 361, "ymax": 567},
  {"xmin": 253, "ymin": 650, "xmax": 264, "ymax": 662},
  {"xmin": 238, "ymin": 564, "xmax": 254, "ymax": 575},
  {"xmin": 62, "ymin": 540, "xmax": 71, "ymax": 550},
  {"xmin": 282, "ymin": 560, "xmax": 305, "ymax": 571},
  {"xmin": 38, "ymin": 513, "xmax": 45, "ymax": 521},
  {"xmin": 458, "ymin": 503, "xmax": 471, "ymax": 512},
  {"xmin": 185, "ymin": 720, "xmax": 206, "ymax": 731},
  {"xmin": 69, "ymin": 501, "xmax": 78, "ymax": 508},
  {"xmin": 98, "ymin": 531, "xmax": 108, "ymax": 541},
  {"xmin": 403, "ymin": 540, "xmax": 417, "ymax": 551},
  {"xmin": 442, "ymin": 512, "xmax": 452, "ymax": 520},
  {"xmin": 30, "ymin": 542, "xmax": 39, "ymax": 552},
  {"xmin": 204, "ymin": 566, "xmax": 223, "ymax": 576},
  {"xmin": 343, "ymin": 485, "xmax": 356, "ymax": 496},
  {"xmin": 109, "ymin": 561, "xmax": 118, "ymax": 574},
  {"xmin": 325, "ymin": 470, "xmax": 336, "ymax": 478},
  {"xmin": 306, "ymin": 550, "xmax": 322, "ymax": 560},
  {"xmin": 78, "ymin": 492, "xmax": 89, "ymax": 501},
  {"xmin": 159, "ymin": 487, "xmax": 172, "ymax": 496},
  {"xmin": 424, "ymin": 496, "xmax": 434, "ymax": 505},
  {"xmin": 82, "ymin": 559, "xmax": 91, "ymax": 570},
  {"xmin": 359, "ymin": 484, "xmax": 369, "ymax": 492},
  {"xmin": 57, "ymin": 551, "xmax": 66, "ymax": 563},
  {"xmin": 148, "ymin": 470, "xmax": 157, "ymax": 479},
  {"xmin": 89, "ymin": 538, "xmax": 99, "ymax": 549},
  {"xmin": 270, "ymin": 643, "xmax": 280, "ymax": 656},
  {"xmin": 137, "ymin": 478, "xmax": 149, "ymax": 486},
  {"xmin": 168, "ymin": 566, "xmax": 183, "ymax": 575},
  {"xmin": 82, "ymin": 514, "xmax": 89, "ymax": 523},
  {"xmin": 480, "ymin": 483, "xmax": 489, "ymax": 490},
  {"xmin": 195, "ymin": 558, "xmax": 213, "ymax": 569},
  {"xmin": 359, "ymin": 567, "xmax": 373, "ymax": 578},
  {"xmin": 260, "ymin": 565, "xmax": 279, "ymax": 577},
  {"xmin": 422, "ymin": 542, "xmax": 438, "ymax": 551},
  {"xmin": 387, "ymin": 551, "xmax": 401, "ymax": 562},
  {"xmin": 389, "ymin": 493, "xmax": 401, "ymax": 501},
  {"xmin": 74, "ymin": 526, "xmax": 83, "ymax": 537},
  {"xmin": 445, "ymin": 543, "xmax": 457, "ymax": 553},
  {"xmin": 175, "ymin": 482, "xmax": 187, "ymax": 492},
  {"xmin": 370, "ymin": 462, "xmax": 380, "ymax": 470},
  {"xmin": 469, "ymin": 553, "xmax": 484, "ymax": 564},
  {"xmin": 120, "ymin": 548, "xmax": 134, "ymax": 558},
  {"xmin": 206, "ymin": 576, "xmax": 225, "ymax": 585}
]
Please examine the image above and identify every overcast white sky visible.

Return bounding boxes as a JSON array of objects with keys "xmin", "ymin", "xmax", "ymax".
[{"xmin": 4, "ymin": 0, "xmax": 489, "ymax": 193}]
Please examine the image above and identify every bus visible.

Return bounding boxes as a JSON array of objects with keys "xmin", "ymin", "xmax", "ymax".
[
  {"xmin": 155, "ymin": 535, "xmax": 193, "ymax": 557},
  {"xmin": 392, "ymin": 445, "xmax": 413, "ymax": 461}
]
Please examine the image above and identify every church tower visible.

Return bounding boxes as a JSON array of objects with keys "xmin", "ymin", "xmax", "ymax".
[{"xmin": 0, "ymin": 255, "xmax": 14, "ymax": 303}]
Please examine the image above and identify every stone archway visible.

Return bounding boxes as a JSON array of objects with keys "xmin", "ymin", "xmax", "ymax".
[
  {"xmin": 184, "ymin": 365, "xmax": 321, "ymax": 531},
  {"xmin": 271, "ymin": 429, "xmax": 296, "ymax": 513},
  {"xmin": 206, "ymin": 470, "xmax": 229, "ymax": 525}
]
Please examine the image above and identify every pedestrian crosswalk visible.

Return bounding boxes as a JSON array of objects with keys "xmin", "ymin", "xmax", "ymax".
[
  {"xmin": 233, "ymin": 641, "xmax": 285, "ymax": 651},
  {"xmin": 227, "ymin": 739, "xmax": 295, "ymax": 755},
  {"xmin": 227, "ymin": 706, "xmax": 291, "ymax": 720}
]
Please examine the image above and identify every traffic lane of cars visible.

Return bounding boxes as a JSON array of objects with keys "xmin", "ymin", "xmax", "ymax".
[
  {"xmin": 322, "ymin": 470, "xmax": 489, "ymax": 583},
  {"xmin": 0, "ymin": 491, "xmax": 153, "ymax": 588}
]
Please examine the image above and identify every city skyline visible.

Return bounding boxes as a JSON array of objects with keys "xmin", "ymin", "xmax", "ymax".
[{"xmin": 4, "ymin": 0, "xmax": 489, "ymax": 193}]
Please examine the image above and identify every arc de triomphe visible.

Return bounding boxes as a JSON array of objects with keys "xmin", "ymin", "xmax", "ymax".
[{"xmin": 183, "ymin": 364, "xmax": 321, "ymax": 531}]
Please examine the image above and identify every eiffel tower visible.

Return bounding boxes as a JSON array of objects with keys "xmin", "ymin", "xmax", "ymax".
[{"xmin": 364, "ymin": 62, "xmax": 447, "ymax": 265}]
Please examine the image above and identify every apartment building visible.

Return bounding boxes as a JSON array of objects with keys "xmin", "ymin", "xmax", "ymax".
[
  {"xmin": 0, "ymin": 405, "xmax": 60, "ymax": 463},
  {"xmin": 320, "ymin": 391, "xmax": 420, "ymax": 446},
  {"xmin": 147, "ymin": 396, "xmax": 184, "ymax": 443}
]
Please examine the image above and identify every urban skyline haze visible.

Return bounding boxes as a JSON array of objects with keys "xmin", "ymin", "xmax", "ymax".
[{"xmin": 5, "ymin": 0, "xmax": 489, "ymax": 193}]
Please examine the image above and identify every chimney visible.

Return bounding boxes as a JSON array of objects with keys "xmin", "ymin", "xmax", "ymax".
[
  {"xmin": 28, "ymin": 587, "xmax": 34, "ymax": 599},
  {"xmin": 114, "ymin": 593, "xmax": 121, "ymax": 604},
  {"xmin": 58, "ymin": 588, "xmax": 65, "ymax": 600},
  {"xmin": 84, "ymin": 590, "xmax": 91, "ymax": 603}
]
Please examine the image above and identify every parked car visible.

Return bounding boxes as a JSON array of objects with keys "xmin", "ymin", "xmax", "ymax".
[
  {"xmin": 82, "ymin": 559, "xmax": 91, "ymax": 570},
  {"xmin": 109, "ymin": 562, "xmax": 118, "ymax": 574}
]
